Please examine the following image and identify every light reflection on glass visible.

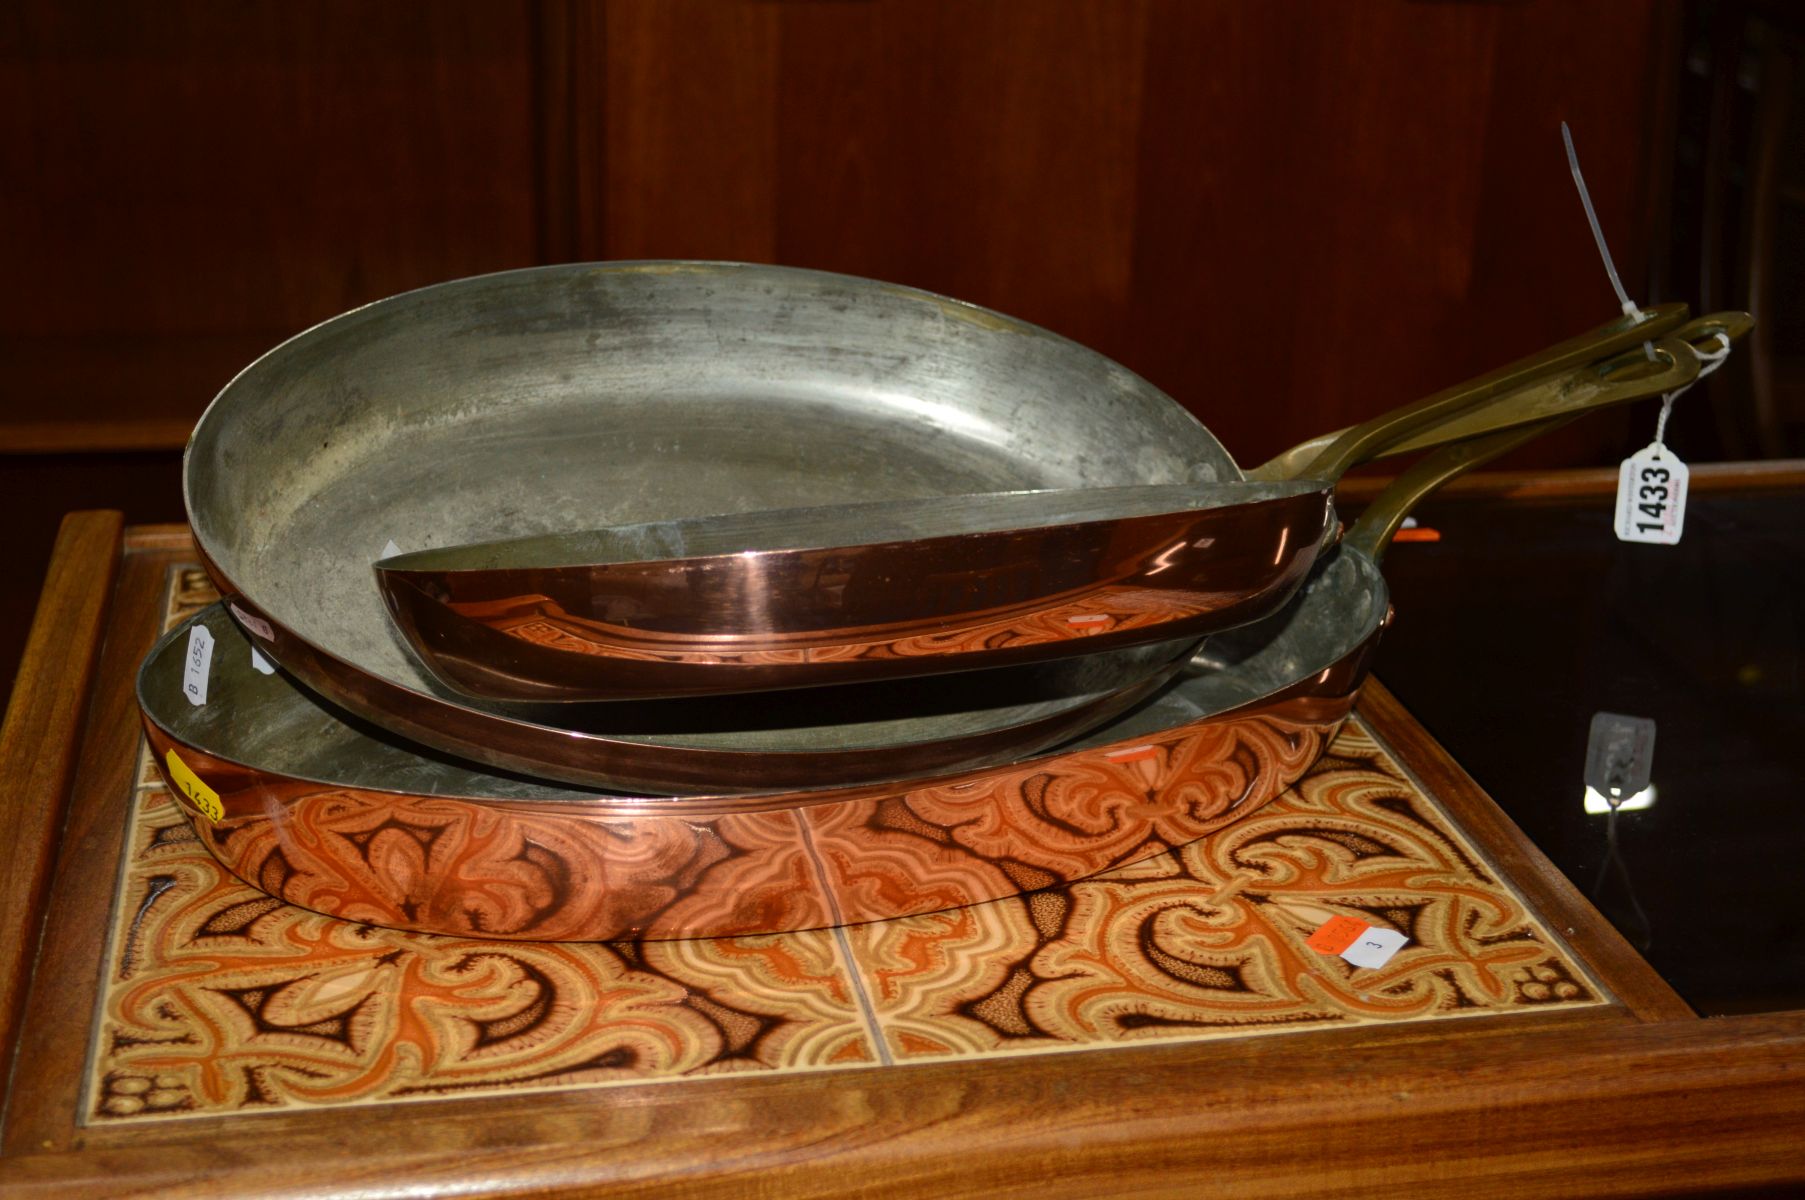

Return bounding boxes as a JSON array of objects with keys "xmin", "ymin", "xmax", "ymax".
[{"xmin": 1583, "ymin": 784, "xmax": 1656, "ymax": 814}]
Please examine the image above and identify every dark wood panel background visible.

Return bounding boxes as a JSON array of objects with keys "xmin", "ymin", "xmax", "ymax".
[
  {"xmin": 0, "ymin": 0, "xmax": 1681, "ymax": 699},
  {"xmin": 3, "ymin": 0, "xmax": 1674, "ymax": 459}
]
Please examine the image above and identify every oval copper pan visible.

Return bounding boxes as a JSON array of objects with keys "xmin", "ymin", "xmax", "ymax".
[
  {"xmin": 376, "ymin": 486, "xmax": 1331, "ymax": 702},
  {"xmin": 367, "ymin": 305, "xmax": 1697, "ymax": 705},
  {"xmin": 199, "ymin": 538, "xmax": 1196, "ymax": 796},
  {"xmin": 138, "ymin": 550, "xmax": 1389, "ymax": 942}
]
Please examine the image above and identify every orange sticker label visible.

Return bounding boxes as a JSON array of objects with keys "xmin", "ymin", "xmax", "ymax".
[
  {"xmin": 164, "ymin": 749, "xmax": 223, "ymax": 823},
  {"xmin": 1306, "ymin": 915, "xmax": 1370, "ymax": 955}
]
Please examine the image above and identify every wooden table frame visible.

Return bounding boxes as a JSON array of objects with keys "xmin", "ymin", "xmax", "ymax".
[{"xmin": 2, "ymin": 495, "xmax": 1802, "ymax": 1198}]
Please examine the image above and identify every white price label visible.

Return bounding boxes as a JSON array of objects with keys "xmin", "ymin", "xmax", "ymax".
[
  {"xmin": 181, "ymin": 624, "xmax": 215, "ymax": 707},
  {"xmin": 250, "ymin": 646, "xmax": 275, "ymax": 675},
  {"xmin": 1306, "ymin": 916, "xmax": 1410, "ymax": 969},
  {"xmin": 381, "ymin": 539, "xmax": 402, "ymax": 561},
  {"xmin": 1615, "ymin": 443, "xmax": 1688, "ymax": 545},
  {"xmin": 1340, "ymin": 927, "xmax": 1409, "ymax": 969}
]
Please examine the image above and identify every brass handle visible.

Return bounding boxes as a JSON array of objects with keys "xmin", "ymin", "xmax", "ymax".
[
  {"xmin": 1252, "ymin": 310, "xmax": 1751, "ymax": 480},
  {"xmin": 1287, "ymin": 302, "xmax": 1689, "ymax": 482},
  {"xmin": 1343, "ymin": 338, "xmax": 1701, "ymax": 562}
]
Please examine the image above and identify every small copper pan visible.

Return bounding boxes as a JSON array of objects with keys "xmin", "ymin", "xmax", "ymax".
[
  {"xmin": 374, "ymin": 317, "xmax": 1730, "ymax": 703},
  {"xmin": 140, "ymin": 409, "xmax": 1626, "ymax": 941}
]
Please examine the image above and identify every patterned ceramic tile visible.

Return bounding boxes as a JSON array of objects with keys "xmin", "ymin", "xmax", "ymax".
[
  {"xmin": 82, "ymin": 563, "xmax": 1607, "ymax": 1123},
  {"xmin": 842, "ymin": 721, "xmax": 1605, "ymax": 1061},
  {"xmin": 86, "ymin": 567, "xmax": 878, "ymax": 1122},
  {"xmin": 90, "ymin": 780, "xmax": 877, "ymax": 1122}
]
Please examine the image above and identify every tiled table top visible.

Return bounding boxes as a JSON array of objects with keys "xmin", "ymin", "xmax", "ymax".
[{"xmin": 83, "ymin": 565, "xmax": 1607, "ymax": 1123}]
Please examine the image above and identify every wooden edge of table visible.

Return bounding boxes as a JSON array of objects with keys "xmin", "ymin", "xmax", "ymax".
[
  {"xmin": 0, "ymin": 511, "xmax": 122, "ymax": 1103},
  {"xmin": 3, "ymin": 1006, "xmax": 1802, "ymax": 1199},
  {"xmin": 2, "ymin": 537, "xmax": 187, "ymax": 1153},
  {"xmin": 120, "ymin": 524, "xmax": 194, "ymax": 553},
  {"xmin": 1355, "ymin": 680, "xmax": 1695, "ymax": 1022}
]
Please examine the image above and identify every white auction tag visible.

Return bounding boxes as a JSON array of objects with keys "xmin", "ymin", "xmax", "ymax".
[
  {"xmin": 250, "ymin": 646, "xmax": 276, "ymax": 675},
  {"xmin": 1615, "ymin": 442, "xmax": 1688, "ymax": 545},
  {"xmin": 1340, "ymin": 927, "xmax": 1409, "ymax": 969},
  {"xmin": 381, "ymin": 539, "xmax": 402, "ymax": 560},
  {"xmin": 182, "ymin": 624, "xmax": 215, "ymax": 707}
]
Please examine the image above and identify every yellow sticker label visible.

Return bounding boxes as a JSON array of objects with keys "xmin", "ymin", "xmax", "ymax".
[{"xmin": 164, "ymin": 749, "xmax": 223, "ymax": 823}]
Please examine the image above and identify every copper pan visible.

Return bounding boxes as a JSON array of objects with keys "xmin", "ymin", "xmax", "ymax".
[
  {"xmin": 182, "ymin": 260, "xmax": 1721, "ymax": 795},
  {"xmin": 143, "ymin": 409, "xmax": 1596, "ymax": 941},
  {"xmin": 375, "ymin": 319, "xmax": 1732, "ymax": 703},
  {"xmin": 186, "ymin": 263, "xmax": 1280, "ymax": 795}
]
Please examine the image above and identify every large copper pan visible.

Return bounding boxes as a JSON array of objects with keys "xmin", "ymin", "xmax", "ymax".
[
  {"xmin": 144, "ymin": 412, "xmax": 1578, "ymax": 941},
  {"xmin": 185, "ymin": 263, "xmax": 1261, "ymax": 794},
  {"xmin": 185, "ymin": 260, "xmax": 1714, "ymax": 793},
  {"xmin": 373, "ymin": 324, "xmax": 1722, "ymax": 702}
]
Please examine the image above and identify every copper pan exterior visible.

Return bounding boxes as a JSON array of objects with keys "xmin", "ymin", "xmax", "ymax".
[
  {"xmin": 138, "ymin": 550, "xmax": 1390, "ymax": 942},
  {"xmin": 200, "ymin": 541, "xmax": 1196, "ymax": 796},
  {"xmin": 377, "ymin": 488, "xmax": 1329, "ymax": 702}
]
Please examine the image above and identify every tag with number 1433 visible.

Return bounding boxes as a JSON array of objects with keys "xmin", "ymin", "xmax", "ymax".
[{"xmin": 1615, "ymin": 442, "xmax": 1688, "ymax": 545}]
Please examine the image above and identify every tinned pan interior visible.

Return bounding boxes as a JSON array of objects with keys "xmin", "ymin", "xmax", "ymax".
[{"xmin": 185, "ymin": 262, "xmax": 1237, "ymax": 701}]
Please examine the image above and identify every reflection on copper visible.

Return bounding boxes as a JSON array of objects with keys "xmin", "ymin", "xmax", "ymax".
[
  {"xmin": 199, "ymin": 543, "xmax": 1194, "ymax": 797},
  {"xmin": 378, "ymin": 491, "xmax": 1333, "ymax": 702},
  {"xmin": 141, "ymin": 629, "xmax": 1379, "ymax": 943}
]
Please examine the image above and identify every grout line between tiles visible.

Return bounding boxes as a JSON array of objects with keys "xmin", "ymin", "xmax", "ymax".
[
  {"xmin": 792, "ymin": 810, "xmax": 894, "ymax": 1065},
  {"xmin": 792, "ymin": 810, "xmax": 847, "ymax": 929},
  {"xmin": 831, "ymin": 923, "xmax": 893, "ymax": 1067}
]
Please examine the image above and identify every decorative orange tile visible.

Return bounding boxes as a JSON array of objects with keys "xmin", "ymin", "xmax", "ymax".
[
  {"xmin": 797, "ymin": 710, "xmax": 1343, "ymax": 926},
  {"xmin": 86, "ymin": 570, "xmax": 877, "ymax": 1124},
  {"xmin": 840, "ymin": 720, "xmax": 1605, "ymax": 1060},
  {"xmin": 90, "ymin": 786, "xmax": 875, "ymax": 1122}
]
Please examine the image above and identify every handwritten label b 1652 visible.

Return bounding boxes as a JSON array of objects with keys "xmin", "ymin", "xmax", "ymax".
[{"xmin": 181, "ymin": 625, "xmax": 215, "ymax": 707}]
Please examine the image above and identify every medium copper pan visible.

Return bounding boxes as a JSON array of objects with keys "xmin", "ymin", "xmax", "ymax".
[
  {"xmin": 374, "ymin": 322, "xmax": 1726, "ymax": 702},
  {"xmin": 143, "ymin": 407, "xmax": 1621, "ymax": 941}
]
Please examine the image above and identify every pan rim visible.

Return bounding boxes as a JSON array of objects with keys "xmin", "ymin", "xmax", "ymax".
[{"xmin": 137, "ymin": 547, "xmax": 1388, "ymax": 816}]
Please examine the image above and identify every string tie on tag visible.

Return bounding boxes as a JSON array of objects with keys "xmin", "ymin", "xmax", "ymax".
[
  {"xmin": 1563, "ymin": 121, "xmax": 1711, "ymax": 546},
  {"xmin": 1652, "ymin": 331, "xmax": 1731, "ymax": 452}
]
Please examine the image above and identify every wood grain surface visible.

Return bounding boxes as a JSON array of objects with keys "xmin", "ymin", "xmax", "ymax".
[
  {"xmin": 4, "ymin": 1009, "xmax": 1803, "ymax": 1198},
  {"xmin": 5, "ymin": 0, "xmax": 1671, "ymax": 468},
  {"xmin": 0, "ymin": 511, "xmax": 120, "ymax": 1100},
  {"xmin": 3, "ymin": 532, "xmax": 174, "ymax": 1149},
  {"xmin": 0, "ymin": 1, "xmax": 539, "ymax": 452}
]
